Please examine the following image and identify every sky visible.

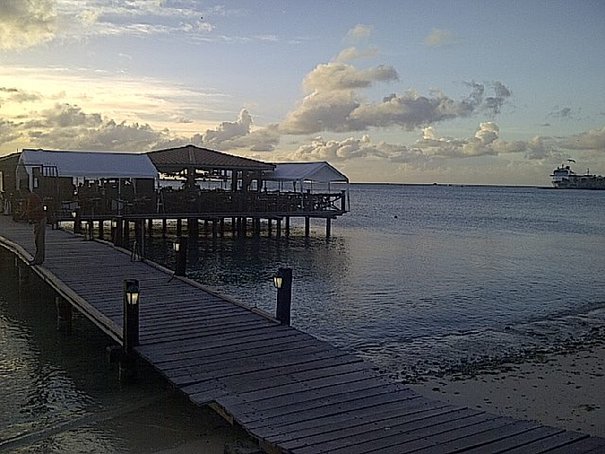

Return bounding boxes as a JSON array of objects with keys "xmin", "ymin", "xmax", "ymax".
[{"xmin": 1, "ymin": 0, "xmax": 604, "ymax": 185}]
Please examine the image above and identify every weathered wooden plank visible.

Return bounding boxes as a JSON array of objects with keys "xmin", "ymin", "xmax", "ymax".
[
  {"xmin": 316, "ymin": 412, "xmax": 502, "ymax": 454},
  {"xmin": 140, "ymin": 317, "xmax": 277, "ymax": 344},
  {"xmin": 140, "ymin": 311, "xmax": 264, "ymax": 334},
  {"xmin": 410, "ymin": 420, "xmax": 542, "ymax": 454},
  {"xmin": 542, "ymin": 435, "xmax": 605, "ymax": 453},
  {"xmin": 184, "ymin": 356, "xmax": 371, "ymax": 398},
  {"xmin": 166, "ymin": 344, "xmax": 352, "ymax": 385},
  {"xmin": 503, "ymin": 430, "xmax": 593, "ymax": 453},
  {"xmin": 138, "ymin": 325, "xmax": 298, "ymax": 361},
  {"xmin": 148, "ymin": 330, "xmax": 308, "ymax": 366},
  {"xmin": 223, "ymin": 368, "xmax": 381, "ymax": 404},
  {"xmin": 137, "ymin": 324, "xmax": 294, "ymax": 358},
  {"xmin": 459, "ymin": 425, "xmax": 564, "ymax": 454},
  {"xmin": 280, "ymin": 404, "xmax": 466, "ymax": 451},
  {"xmin": 149, "ymin": 333, "xmax": 319, "ymax": 370},
  {"xmin": 225, "ymin": 377, "xmax": 388, "ymax": 416},
  {"xmin": 245, "ymin": 387, "xmax": 419, "ymax": 431},
  {"xmin": 269, "ymin": 399, "xmax": 451, "ymax": 446}
]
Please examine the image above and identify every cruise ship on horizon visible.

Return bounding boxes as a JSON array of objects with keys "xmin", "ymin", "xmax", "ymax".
[{"xmin": 551, "ymin": 160, "xmax": 605, "ymax": 190}]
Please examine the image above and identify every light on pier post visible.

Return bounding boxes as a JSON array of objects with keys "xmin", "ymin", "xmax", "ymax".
[
  {"xmin": 174, "ymin": 236, "xmax": 188, "ymax": 276},
  {"xmin": 123, "ymin": 279, "xmax": 140, "ymax": 352},
  {"xmin": 120, "ymin": 278, "xmax": 140, "ymax": 383},
  {"xmin": 273, "ymin": 267, "xmax": 292, "ymax": 325}
]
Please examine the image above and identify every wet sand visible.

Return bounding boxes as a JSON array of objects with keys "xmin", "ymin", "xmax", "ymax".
[{"xmin": 409, "ymin": 341, "xmax": 605, "ymax": 438}]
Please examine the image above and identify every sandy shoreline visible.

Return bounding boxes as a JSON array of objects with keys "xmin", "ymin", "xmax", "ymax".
[{"xmin": 409, "ymin": 340, "xmax": 605, "ymax": 438}]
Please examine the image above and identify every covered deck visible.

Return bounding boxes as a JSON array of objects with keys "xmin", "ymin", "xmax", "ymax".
[{"xmin": 2, "ymin": 146, "xmax": 348, "ymax": 238}]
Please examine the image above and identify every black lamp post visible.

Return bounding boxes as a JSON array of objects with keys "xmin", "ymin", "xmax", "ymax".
[
  {"xmin": 122, "ymin": 278, "xmax": 140, "ymax": 352},
  {"xmin": 273, "ymin": 267, "xmax": 292, "ymax": 325}
]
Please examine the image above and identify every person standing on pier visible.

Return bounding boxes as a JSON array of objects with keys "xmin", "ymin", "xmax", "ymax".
[{"xmin": 25, "ymin": 187, "xmax": 46, "ymax": 265}]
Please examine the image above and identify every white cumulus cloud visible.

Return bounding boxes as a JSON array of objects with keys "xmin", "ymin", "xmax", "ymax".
[{"xmin": 0, "ymin": 0, "xmax": 57, "ymax": 50}]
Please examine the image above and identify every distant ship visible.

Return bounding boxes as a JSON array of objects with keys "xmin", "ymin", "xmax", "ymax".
[{"xmin": 551, "ymin": 161, "xmax": 605, "ymax": 190}]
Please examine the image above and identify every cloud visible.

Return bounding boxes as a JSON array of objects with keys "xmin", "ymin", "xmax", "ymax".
[
  {"xmin": 424, "ymin": 28, "xmax": 458, "ymax": 47},
  {"xmin": 279, "ymin": 62, "xmax": 399, "ymax": 134},
  {"xmin": 280, "ymin": 50, "xmax": 511, "ymax": 135},
  {"xmin": 334, "ymin": 46, "xmax": 379, "ymax": 63},
  {"xmin": 0, "ymin": 0, "xmax": 57, "ymax": 50},
  {"xmin": 0, "ymin": 87, "xmax": 42, "ymax": 104},
  {"xmin": 191, "ymin": 109, "xmax": 280, "ymax": 152},
  {"xmin": 303, "ymin": 63, "xmax": 399, "ymax": 92},
  {"xmin": 345, "ymin": 24, "xmax": 373, "ymax": 42},
  {"xmin": 417, "ymin": 122, "xmax": 533, "ymax": 158},
  {"xmin": 560, "ymin": 126, "xmax": 605, "ymax": 151},
  {"xmin": 0, "ymin": 119, "xmax": 23, "ymax": 145},
  {"xmin": 13, "ymin": 103, "xmax": 179, "ymax": 151},
  {"xmin": 289, "ymin": 135, "xmax": 429, "ymax": 166}
]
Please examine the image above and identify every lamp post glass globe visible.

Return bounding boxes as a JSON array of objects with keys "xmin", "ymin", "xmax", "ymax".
[
  {"xmin": 125, "ymin": 280, "xmax": 140, "ymax": 305},
  {"xmin": 273, "ymin": 273, "xmax": 283, "ymax": 289}
]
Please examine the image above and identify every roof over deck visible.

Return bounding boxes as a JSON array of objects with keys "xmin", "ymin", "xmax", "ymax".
[
  {"xmin": 265, "ymin": 161, "xmax": 349, "ymax": 183},
  {"xmin": 18, "ymin": 149, "xmax": 158, "ymax": 179},
  {"xmin": 147, "ymin": 145, "xmax": 275, "ymax": 174}
]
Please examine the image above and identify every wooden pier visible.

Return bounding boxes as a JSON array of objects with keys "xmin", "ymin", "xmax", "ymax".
[{"xmin": 1, "ymin": 215, "xmax": 604, "ymax": 453}]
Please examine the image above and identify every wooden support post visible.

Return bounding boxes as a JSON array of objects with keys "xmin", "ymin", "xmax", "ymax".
[
  {"xmin": 254, "ymin": 218, "xmax": 261, "ymax": 236},
  {"xmin": 112, "ymin": 218, "xmax": 123, "ymax": 248},
  {"xmin": 123, "ymin": 220, "xmax": 130, "ymax": 247},
  {"xmin": 174, "ymin": 236, "xmax": 188, "ymax": 276},
  {"xmin": 188, "ymin": 218, "xmax": 199, "ymax": 239},
  {"xmin": 133, "ymin": 219, "xmax": 144, "ymax": 259},
  {"xmin": 204, "ymin": 220, "xmax": 209, "ymax": 234},
  {"xmin": 212, "ymin": 219, "xmax": 218, "ymax": 238},
  {"xmin": 305, "ymin": 217, "xmax": 310, "ymax": 237},
  {"xmin": 285, "ymin": 216, "xmax": 290, "ymax": 236},
  {"xmin": 241, "ymin": 217, "xmax": 247, "ymax": 237},
  {"xmin": 120, "ymin": 279, "xmax": 139, "ymax": 383},
  {"xmin": 17, "ymin": 260, "xmax": 29, "ymax": 288},
  {"xmin": 73, "ymin": 208, "xmax": 82, "ymax": 234},
  {"xmin": 147, "ymin": 218, "xmax": 153, "ymax": 236},
  {"xmin": 176, "ymin": 218, "xmax": 182, "ymax": 237},
  {"xmin": 326, "ymin": 217, "xmax": 332, "ymax": 238},
  {"xmin": 219, "ymin": 218, "xmax": 225, "ymax": 238},
  {"xmin": 162, "ymin": 218, "xmax": 167, "ymax": 238},
  {"xmin": 274, "ymin": 267, "xmax": 293, "ymax": 325},
  {"xmin": 276, "ymin": 218, "xmax": 282, "ymax": 238},
  {"xmin": 98, "ymin": 219, "xmax": 104, "ymax": 240},
  {"xmin": 87, "ymin": 220, "xmax": 94, "ymax": 240},
  {"xmin": 267, "ymin": 218, "xmax": 272, "ymax": 238},
  {"xmin": 55, "ymin": 296, "xmax": 72, "ymax": 333}
]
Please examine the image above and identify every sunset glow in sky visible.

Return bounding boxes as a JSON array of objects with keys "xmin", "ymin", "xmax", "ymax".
[{"xmin": 1, "ymin": 0, "xmax": 604, "ymax": 185}]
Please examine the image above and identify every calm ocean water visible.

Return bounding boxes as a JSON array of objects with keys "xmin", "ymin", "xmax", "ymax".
[{"xmin": 1, "ymin": 184, "xmax": 604, "ymax": 448}]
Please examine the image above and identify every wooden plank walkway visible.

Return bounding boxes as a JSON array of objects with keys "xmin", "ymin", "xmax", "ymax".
[{"xmin": 1, "ymin": 215, "xmax": 604, "ymax": 453}]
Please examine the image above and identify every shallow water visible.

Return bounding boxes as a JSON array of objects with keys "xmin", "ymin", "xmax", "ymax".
[{"xmin": 0, "ymin": 258, "xmax": 249, "ymax": 452}]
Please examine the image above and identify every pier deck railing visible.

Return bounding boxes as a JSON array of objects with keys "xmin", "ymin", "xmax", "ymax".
[{"xmin": 10, "ymin": 189, "xmax": 347, "ymax": 221}]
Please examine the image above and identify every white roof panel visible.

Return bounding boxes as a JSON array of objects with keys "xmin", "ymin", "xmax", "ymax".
[
  {"xmin": 266, "ymin": 162, "xmax": 348, "ymax": 183},
  {"xmin": 19, "ymin": 149, "xmax": 158, "ymax": 179}
]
